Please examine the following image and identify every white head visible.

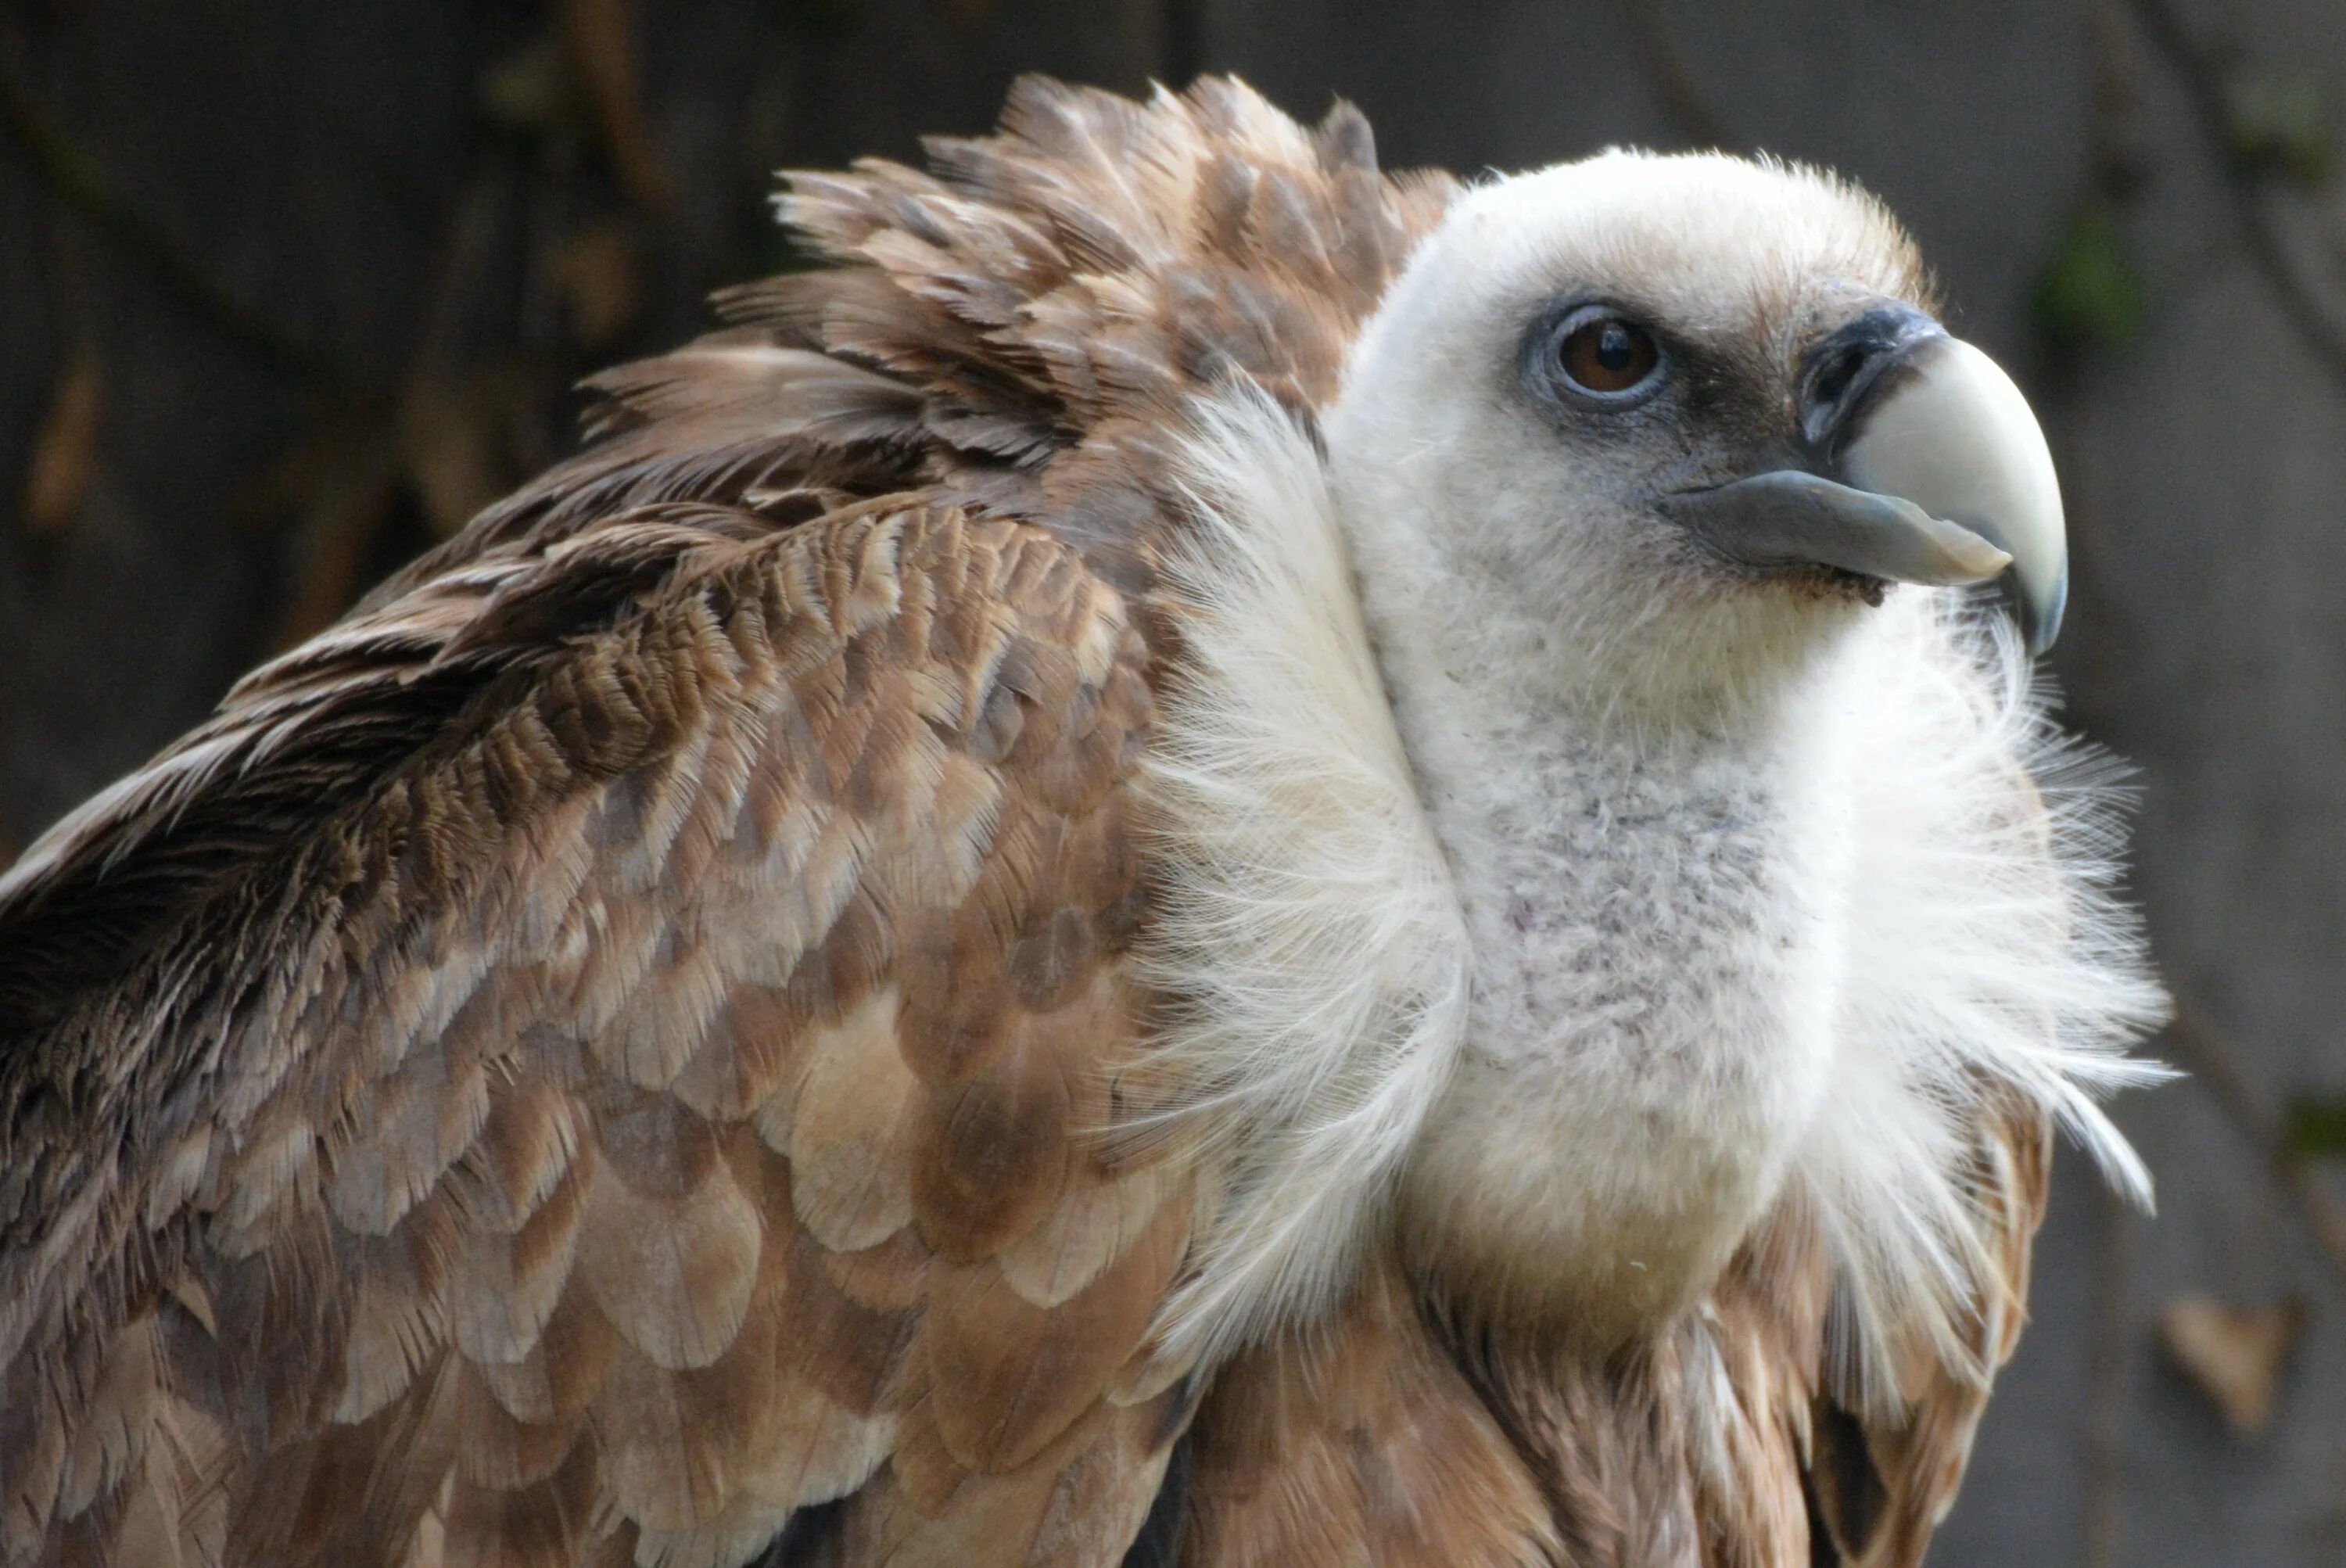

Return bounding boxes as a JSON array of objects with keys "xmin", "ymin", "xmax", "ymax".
[
  {"xmin": 1325, "ymin": 150, "xmax": 2062, "ymax": 727},
  {"xmin": 1146, "ymin": 148, "xmax": 2158, "ymax": 1374}
]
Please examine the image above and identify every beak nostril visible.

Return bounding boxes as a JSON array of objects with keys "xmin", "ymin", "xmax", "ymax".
[
  {"xmin": 1796, "ymin": 305, "xmax": 1947, "ymax": 454},
  {"xmin": 1810, "ymin": 345, "xmax": 1870, "ymax": 411}
]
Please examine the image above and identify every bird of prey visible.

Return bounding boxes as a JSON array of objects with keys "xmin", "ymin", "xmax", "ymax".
[{"xmin": 0, "ymin": 76, "xmax": 2165, "ymax": 1568}]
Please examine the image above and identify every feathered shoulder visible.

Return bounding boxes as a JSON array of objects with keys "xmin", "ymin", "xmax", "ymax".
[
  {"xmin": 0, "ymin": 77, "xmax": 1460, "ymax": 1568},
  {"xmin": 0, "ymin": 74, "xmax": 1455, "ymax": 1027}
]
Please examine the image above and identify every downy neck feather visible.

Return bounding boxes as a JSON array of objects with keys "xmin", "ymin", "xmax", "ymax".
[{"xmin": 1141, "ymin": 382, "xmax": 2167, "ymax": 1398}]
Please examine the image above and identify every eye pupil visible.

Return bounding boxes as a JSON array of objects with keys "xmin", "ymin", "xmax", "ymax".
[{"xmin": 1558, "ymin": 313, "xmax": 1660, "ymax": 396}]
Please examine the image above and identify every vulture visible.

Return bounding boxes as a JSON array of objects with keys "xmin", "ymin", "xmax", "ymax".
[{"xmin": 0, "ymin": 76, "xmax": 2166, "ymax": 1568}]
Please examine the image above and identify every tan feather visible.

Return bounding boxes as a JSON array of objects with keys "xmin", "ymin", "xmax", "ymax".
[
  {"xmin": 786, "ymin": 989, "xmax": 917, "ymax": 1252},
  {"xmin": 1182, "ymin": 1256, "xmax": 1560, "ymax": 1568},
  {"xmin": 573, "ymin": 1111, "xmax": 762, "ymax": 1372}
]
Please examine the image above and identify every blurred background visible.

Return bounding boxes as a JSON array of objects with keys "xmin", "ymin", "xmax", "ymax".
[{"xmin": 1, "ymin": 1, "xmax": 2341, "ymax": 1561}]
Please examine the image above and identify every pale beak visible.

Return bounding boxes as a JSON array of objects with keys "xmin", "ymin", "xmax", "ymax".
[
  {"xmin": 1838, "ymin": 335, "xmax": 2068, "ymax": 653},
  {"xmin": 1660, "ymin": 309, "xmax": 2071, "ymax": 654}
]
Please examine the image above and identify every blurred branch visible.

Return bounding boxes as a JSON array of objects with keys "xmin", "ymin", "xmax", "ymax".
[
  {"xmin": 561, "ymin": 0, "xmax": 673, "ymax": 213},
  {"xmin": 2121, "ymin": 0, "xmax": 2346, "ymax": 396},
  {"xmin": 1616, "ymin": 0, "xmax": 1734, "ymax": 149},
  {"xmin": 2166, "ymin": 1006, "xmax": 2346, "ymax": 1297},
  {"xmin": 22, "ymin": 336, "xmax": 100, "ymax": 534},
  {"xmin": 0, "ymin": 64, "xmax": 330, "ymax": 380}
]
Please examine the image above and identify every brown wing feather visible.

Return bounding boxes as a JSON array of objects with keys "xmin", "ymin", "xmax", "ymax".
[
  {"xmin": 1178, "ymin": 1255, "xmax": 1561, "ymax": 1568},
  {"xmin": 1, "ymin": 503, "xmax": 1187, "ymax": 1568},
  {"xmin": 0, "ymin": 76, "xmax": 1451, "ymax": 1568}
]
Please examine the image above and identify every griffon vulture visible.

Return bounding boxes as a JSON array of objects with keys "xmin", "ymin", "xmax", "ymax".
[{"xmin": 0, "ymin": 76, "xmax": 2165, "ymax": 1568}]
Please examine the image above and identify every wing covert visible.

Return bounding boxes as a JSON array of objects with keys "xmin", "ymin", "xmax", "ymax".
[{"xmin": 0, "ymin": 503, "xmax": 1189, "ymax": 1568}]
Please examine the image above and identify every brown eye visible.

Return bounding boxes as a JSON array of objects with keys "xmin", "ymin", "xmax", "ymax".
[{"xmin": 1559, "ymin": 314, "xmax": 1661, "ymax": 396}]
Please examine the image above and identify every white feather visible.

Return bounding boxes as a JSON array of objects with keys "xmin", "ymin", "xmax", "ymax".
[
  {"xmin": 1150, "ymin": 343, "xmax": 2166, "ymax": 1398},
  {"xmin": 1139, "ymin": 385, "xmax": 1474, "ymax": 1368},
  {"xmin": 1800, "ymin": 596, "xmax": 2170, "ymax": 1398}
]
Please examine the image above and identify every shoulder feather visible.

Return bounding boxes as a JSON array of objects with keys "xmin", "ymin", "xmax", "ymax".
[{"xmin": 0, "ymin": 75, "xmax": 1455, "ymax": 1568}]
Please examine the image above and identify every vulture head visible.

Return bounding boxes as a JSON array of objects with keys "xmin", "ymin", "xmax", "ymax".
[
  {"xmin": 1153, "ymin": 143, "xmax": 2148, "ymax": 1357},
  {"xmin": 1327, "ymin": 150, "xmax": 2065, "ymax": 722}
]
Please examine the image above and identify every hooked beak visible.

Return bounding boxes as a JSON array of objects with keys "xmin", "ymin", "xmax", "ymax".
[{"xmin": 1659, "ymin": 307, "xmax": 2069, "ymax": 653}]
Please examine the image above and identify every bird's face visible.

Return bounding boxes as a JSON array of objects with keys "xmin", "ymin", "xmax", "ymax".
[{"xmin": 1325, "ymin": 151, "xmax": 2064, "ymax": 715}]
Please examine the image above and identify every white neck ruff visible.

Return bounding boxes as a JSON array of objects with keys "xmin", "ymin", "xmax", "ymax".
[{"xmin": 1139, "ymin": 385, "xmax": 2167, "ymax": 1394}]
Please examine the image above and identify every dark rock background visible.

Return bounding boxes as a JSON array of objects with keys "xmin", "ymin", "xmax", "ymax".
[{"xmin": 5, "ymin": 2, "xmax": 2343, "ymax": 1560}]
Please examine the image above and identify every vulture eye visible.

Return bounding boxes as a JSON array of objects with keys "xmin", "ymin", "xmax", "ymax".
[{"xmin": 1551, "ymin": 308, "xmax": 1663, "ymax": 400}]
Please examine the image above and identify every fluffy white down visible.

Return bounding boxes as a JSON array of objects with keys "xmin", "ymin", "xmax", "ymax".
[
  {"xmin": 1143, "ymin": 382, "xmax": 2168, "ymax": 1389},
  {"xmin": 1810, "ymin": 593, "xmax": 2170, "ymax": 1386},
  {"xmin": 1139, "ymin": 390, "xmax": 1474, "ymax": 1368}
]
